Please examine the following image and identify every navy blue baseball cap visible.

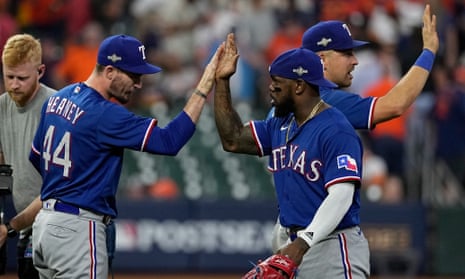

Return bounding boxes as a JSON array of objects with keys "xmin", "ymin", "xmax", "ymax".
[
  {"xmin": 302, "ymin": 20, "xmax": 369, "ymax": 52},
  {"xmin": 97, "ymin": 34, "xmax": 162, "ymax": 75},
  {"xmin": 269, "ymin": 48, "xmax": 337, "ymax": 88}
]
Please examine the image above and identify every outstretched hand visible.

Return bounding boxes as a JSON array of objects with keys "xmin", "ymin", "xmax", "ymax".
[
  {"xmin": 216, "ymin": 33, "xmax": 240, "ymax": 80},
  {"xmin": 422, "ymin": 4, "xmax": 439, "ymax": 54},
  {"xmin": 196, "ymin": 42, "xmax": 225, "ymax": 96}
]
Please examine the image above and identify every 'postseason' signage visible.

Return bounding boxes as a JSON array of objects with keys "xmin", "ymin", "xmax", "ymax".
[{"xmin": 116, "ymin": 219, "xmax": 275, "ymax": 254}]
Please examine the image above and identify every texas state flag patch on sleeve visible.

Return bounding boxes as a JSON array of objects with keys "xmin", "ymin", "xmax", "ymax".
[{"xmin": 337, "ymin": 154, "xmax": 358, "ymax": 173}]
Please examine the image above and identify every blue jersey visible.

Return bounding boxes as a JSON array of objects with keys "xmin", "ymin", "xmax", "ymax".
[
  {"xmin": 251, "ymin": 107, "xmax": 363, "ymax": 230},
  {"xmin": 30, "ymin": 83, "xmax": 195, "ymax": 218},
  {"xmin": 268, "ymin": 87, "xmax": 377, "ymax": 129}
]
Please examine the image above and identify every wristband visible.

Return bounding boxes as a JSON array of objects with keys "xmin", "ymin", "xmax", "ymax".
[
  {"xmin": 5, "ymin": 222, "xmax": 18, "ymax": 238},
  {"xmin": 414, "ymin": 49, "xmax": 435, "ymax": 72},
  {"xmin": 194, "ymin": 89, "xmax": 207, "ymax": 99},
  {"xmin": 296, "ymin": 230, "xmax": 314, "ymax": 248}
]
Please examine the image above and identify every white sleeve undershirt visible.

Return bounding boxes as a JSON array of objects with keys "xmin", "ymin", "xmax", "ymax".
[{"xmin": 297, "ymin": 182, "xmax": 355, "ymax": 247}]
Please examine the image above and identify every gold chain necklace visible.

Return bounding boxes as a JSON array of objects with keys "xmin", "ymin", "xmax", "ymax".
[{"xmin": 286, "ymin": 99, "xmax": 325, "ymax": 143}]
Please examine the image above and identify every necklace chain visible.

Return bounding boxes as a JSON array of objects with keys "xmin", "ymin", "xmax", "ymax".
[
  {"xmin": 301, "ymin": 99, "xmax": 324, "ymax": 126},
  {"xmin": 286, "ymin": 99, "xmax": 325, "ymax": 143}
]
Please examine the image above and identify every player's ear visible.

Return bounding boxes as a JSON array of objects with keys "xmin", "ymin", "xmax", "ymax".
[
  {"xmin": 105, "ymin": 66, "xmax": 117, "ymax": 80},
  {"xmin": 317, "ymin": 51, "xmax": 327, "ymax": 70},
  {"xmin": 295, "ymin": 80, "xmax": 305, "ymax": 95},
  {"xmin": 37, "ymin": 65, "xmax": 45, "ymax": 76}
]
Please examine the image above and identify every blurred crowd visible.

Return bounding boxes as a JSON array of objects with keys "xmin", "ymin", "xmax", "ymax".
[{"xmin": 1, "ymin": 0, "xmax": 465, "ymax": 205}]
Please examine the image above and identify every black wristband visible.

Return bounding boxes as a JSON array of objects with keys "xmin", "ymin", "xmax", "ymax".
[
  {"xmin": 5, "ymin": 222, "xmax": 17, "ymax": 238},
  {"xmin": 194, "ymin": 89, "xmax": 207, "ymax": 99}
]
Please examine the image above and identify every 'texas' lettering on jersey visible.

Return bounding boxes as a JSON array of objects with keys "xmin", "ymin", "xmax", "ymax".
[
  {"xmin": 268, "ymin": 144, "xmax": 322, "ymax": 182},
  {"xmin": 46, "ymin": 96, "xmax": 85, "ymax": 124}
]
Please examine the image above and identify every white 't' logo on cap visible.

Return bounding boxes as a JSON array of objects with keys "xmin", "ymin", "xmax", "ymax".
[
  {"xmin": 139, "ymin": 45, "xmax": 147, "ymax": 60},
  {"xmin": 342, "ymin": 23, "xmax": 352, "ymax": 36}
]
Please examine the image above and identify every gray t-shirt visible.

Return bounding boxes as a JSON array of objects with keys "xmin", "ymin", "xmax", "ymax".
[{"xmin": 0, "ymin": 84, "xmax": 55, "ymax": 212}]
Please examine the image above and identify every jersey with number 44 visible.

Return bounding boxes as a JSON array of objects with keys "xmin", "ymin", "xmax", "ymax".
[{"xmin": 30, "ymin": 83, "xmax": 164, "ymax": 217}]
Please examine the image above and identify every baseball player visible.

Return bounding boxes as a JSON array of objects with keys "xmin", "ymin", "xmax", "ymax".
[
  {"xmin": 0, "ymin": 34, "xmax": 56, "ymax": 279},
  {"xmin": 2, "ymin": 34, "xmax": 223, "ymax": 279},
  {"xmin": 215, "ymin": 33, "xmax": 370, "ymax": 278},
  {"xmin": 270, "ymin": 4, "xmax": 439, "ymax": 253}
]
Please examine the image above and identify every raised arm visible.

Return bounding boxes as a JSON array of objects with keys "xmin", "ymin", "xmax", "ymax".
[
  {"xmin": 183, "ymin": 42, "xmax": 224, "ymax": 123},
  {"xmin": 214, "ymin": 33, "xmax": 260, "ymax": 155},
  {"xmin": 373, "ymin": 4, "xmax": 439, "ymax": 124}
]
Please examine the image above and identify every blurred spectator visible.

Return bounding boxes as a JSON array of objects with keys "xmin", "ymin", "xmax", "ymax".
[
  {"xmin": 395, "ymin": 1, "xmax": 425, "ymax": 76},
  {"xmin": 0, "ymin": 0, "xmax": 18, "ymax": 56},
  {"xmin": 274, "ymin": 0, "xmax": 315, "ymax": 30},
  {"xmin": 438, "ymin": 0, "xmax": 465, "ymax": 70},
  {"xmin": 130, "ymin": 0, "xmax": 209, "ymax": 103},
  {"xmin": 0, "ymin": 0, "xmax": 17, "ymax": 93},
  {"xmin": 16, "ymin": 0, "xmax": 68, "ymax": 40},
  {"xmin": 265, "ymin": 0, "xmax": 314, "ymax": 64},
  {"xmin": 382, "ymin": 175, "xmax": 405, "ymax": 204},
  {"xmin": 265, "ymin": 16, "xmax": 305, "ymax": 65},
  {"xmin": 91, "ymin": 0, "xmax": 132, "ymax": 35},
  {"xmin": 349, "ymin": 1, "xmax": 400, "ymax": 94},
  {"xmin": 64, "ymin": 0, "xmax": 92, "ymax": 38},
  {"xmin": 145, "ymin": 0, "xmax": 205, "ymax": 65},
  {"xmin": 429, "ymin": 59, "xmax": 465, "ymax": 188},
  {"xmin": 51, "ymin": 21, "xmax": 104, "ymax": 89},
  {"xmin": 148, "ymin": 177, "xmax": 180, "ymax": 200},
  {"xmin": 363, "ymin": 47, "xmax": 410, "ymax": 190},
  {"xmin": 318, "ymin": 0, "xmax": 352, "ymax": 21},
  {"xmin": 361, "ymin": 132, "xmax": 389, "ymax": 203},
  {"xmin": 38, "ymin": 36, "xmax": 62, "ymax": 87},
  {"xmin": 234, "ymin": 0, "xmax": 276, "ymax": 105},
  {"xmin": 360, "ymin": 131, "xmax": 406, "ymax": 204}
]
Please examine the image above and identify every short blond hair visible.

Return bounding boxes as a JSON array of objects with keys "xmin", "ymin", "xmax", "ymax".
[{"xmin": 2, "ymin": 34, "xmax": 42, "ymax": 67}]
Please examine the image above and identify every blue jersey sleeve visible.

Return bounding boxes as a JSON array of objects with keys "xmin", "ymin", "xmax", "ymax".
[
  {"xmin": 320, "ymin": 87, "xmax": 375, "ymax": 130},
  {"xmin": 320, "ymin": 120, "xmax": 363, "ymax": 188},
  {"xmin": 98, "ymin": 106, "xmax": 195, "ymax": 155},
  {"xmin": 250, "ymin": 116, "xmax": 289, "ymax": 157}
]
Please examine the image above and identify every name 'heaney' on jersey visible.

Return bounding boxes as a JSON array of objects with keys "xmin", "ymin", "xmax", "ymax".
[{"xmin": 45, "ymin": 96, "xmax": 85, "ymax": 124}]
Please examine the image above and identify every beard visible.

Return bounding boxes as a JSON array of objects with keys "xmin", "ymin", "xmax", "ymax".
[
  {"xmin": 273, "ymin": 98, "xmax": 294, "ymax": 118},
  {"xmin": 108, "ymin": 80, "xmax": 130, "ymax": 104}
]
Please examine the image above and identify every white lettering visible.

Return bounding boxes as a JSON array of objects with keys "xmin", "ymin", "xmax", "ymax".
[
  {"xmin": 306, "ymin": 160, "xmax": 322, "ymax": 181},
  {"xmin": 72, "ymin": 107, "xmax": 85, "ymax": 124},
  {"xmin": 287, "ymin": 145, "xmax": 298, "ymax": 168},
  {"xmin": 270, "ymin": 144, "xmax": 322, "ymax": 181},
  {"xmin": 293, "ymin": 151, "xmax": 306, "ymax": 175},
  {"xmin": 45, "ymin": 97, "xmax": 85, "ymax": 125},
  {"xmin": 139, "ymin": 45, "xmax": 146, "ymax": 60},
  {"xmin": 279, "ymin": 146, "xmax": 286, "ymax": 167},
  {"xmin": 46, "ymin": 96, "xmax": 60, "ymax": 113},
  {"xmin": 55, "ymin": 98, "xmax": 67, "ymax": 115},
  {"xmin": 270, "ymin": 149, "xmax": 280, "ymax": 171},
  {"xmin": 115, "ymin": 219, "xmax": 274, "ymax": 254}
]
